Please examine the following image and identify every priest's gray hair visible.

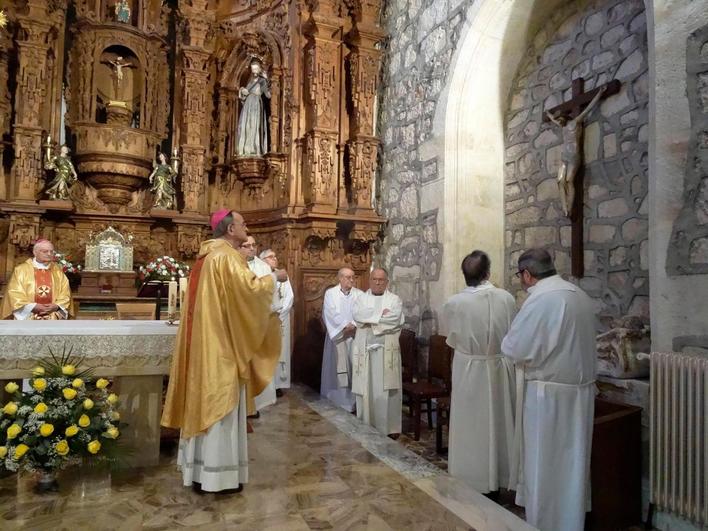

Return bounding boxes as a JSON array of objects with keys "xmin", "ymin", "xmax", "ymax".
[
  {"xmin": 337, "ymin": 267, "xmax": 354, "ymax": 278},
  {"xmin": 461, "ymin": 250, "xmax": 490, "ymax": 287},
  {"xmin": 213, "ymin": 212, "xmax": 234, "ymax": 238},
  {"xmin": 518, "ymin": 248, "xmax": 557, "ymax": 279},
  {"xmin": 259, "ymin": 249, "xmax": 275, "ymax": 260},
  {"xmin": 370, "ymin": 267, "xmax": 389, "ymax": 278}
]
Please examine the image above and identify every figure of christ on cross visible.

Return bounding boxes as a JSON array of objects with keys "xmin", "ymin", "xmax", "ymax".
[{"xmin": 544, "ymin": 77, "xmax": 620, "ymax": 277}]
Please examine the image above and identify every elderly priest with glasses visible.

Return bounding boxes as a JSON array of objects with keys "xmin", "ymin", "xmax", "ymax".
[
  {"xmin": 1, "ymin": 239, "xmax": 72, "ymax": 320},
  {"xmin": 502, "ymin": 248, "xmax": 597, "ymax": 531}
]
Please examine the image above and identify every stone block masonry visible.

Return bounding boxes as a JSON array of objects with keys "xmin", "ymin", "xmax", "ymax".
[
  {"xmin": 504, "ymin": 0, "xmax": 649, "ymax": 324},
  {"xmin": 377, "ymin": 0, "xmax": 476, "ymax": 335}
]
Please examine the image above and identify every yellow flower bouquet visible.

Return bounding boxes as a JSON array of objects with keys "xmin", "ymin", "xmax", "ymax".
[{"xmin": 0, "ymin": 347, "xmax": 122, "ymax": 486}]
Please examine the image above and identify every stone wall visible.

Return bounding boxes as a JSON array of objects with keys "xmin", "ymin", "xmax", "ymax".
[
  {"xmin": 666, "ymin": 24, "xmax": 708, "ymax": 275},
  {"xmin": 377, "ymin": 0, "xmax": 474, "ymax": 335},
  {"xmin": 503, "ymin": 0, "xmax": 649, "ymax": 323}
]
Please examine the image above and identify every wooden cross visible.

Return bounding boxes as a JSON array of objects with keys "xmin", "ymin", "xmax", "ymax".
[{"xmin": 544, "ymin": 77, "xmax": 620, "ymax": 278}]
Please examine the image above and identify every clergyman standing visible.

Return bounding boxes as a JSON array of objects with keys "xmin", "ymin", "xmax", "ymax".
[
  {"xmin": 441, "ymin": 250, "xmax": 516, "ymax": 495},
  {"xmin": 502, "ymin": 248, "xmax": 597, "ymax": 531}
]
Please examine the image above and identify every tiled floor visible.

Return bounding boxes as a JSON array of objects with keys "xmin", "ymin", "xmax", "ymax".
[{"xmin": 0, "ymin": 387, "xmax": 530, "ymax": 531}]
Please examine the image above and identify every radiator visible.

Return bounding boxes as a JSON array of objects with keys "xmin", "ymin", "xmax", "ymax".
[{"xmin": 649, "ymin": 352, "xmax": 708, "ymax": 526}]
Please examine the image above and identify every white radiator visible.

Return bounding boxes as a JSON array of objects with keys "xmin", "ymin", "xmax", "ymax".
[{"xmin": 649, "ymin": 352, "xmax": 708, "ymax": 526}]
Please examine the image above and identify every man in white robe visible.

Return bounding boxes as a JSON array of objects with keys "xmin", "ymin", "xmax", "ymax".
[
  {"xmin": 239, "ymin": 235, "xmax": 277, "ymax": 411},
  {"xmin": 441, "ymin": 250, "xmax": 516, "ymax": 494},
  {"xmin": 321, "ymin": 268, "xmax": 362, "ymax": 412},
  {"xmin": 260, "ymin": 249, "xmax": 295, "ymax": 393},
  {"xmin": 501, "ymin": 248, "xmax": 597, "ymax": 531},
  {"xmin": 351, "ymin": 268, "xmax": 405, "ymax": 436}
]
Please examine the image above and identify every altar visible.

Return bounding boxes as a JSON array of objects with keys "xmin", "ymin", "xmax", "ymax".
[{"xmin": 0, "ymin": 321, "xmax": 177, "ymax": 467}]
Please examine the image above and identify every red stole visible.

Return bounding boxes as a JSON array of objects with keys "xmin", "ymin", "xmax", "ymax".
[{"xmin": 34, "ymin": 269, "xmax": 53, "ymax": 304}]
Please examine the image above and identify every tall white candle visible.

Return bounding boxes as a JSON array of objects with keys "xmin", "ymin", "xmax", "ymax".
[
  {"xmin": 179, "ymin": 277, "xmax": 188, "ymax": 310},
  {"xmin": 168, "ymin": 280, "xmax": 178, "ymax": 318}
]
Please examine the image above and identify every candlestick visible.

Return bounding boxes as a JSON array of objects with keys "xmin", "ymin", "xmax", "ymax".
[{"xmin": 167, "ymin": 280, "xmax": 178, "ymax": 320}]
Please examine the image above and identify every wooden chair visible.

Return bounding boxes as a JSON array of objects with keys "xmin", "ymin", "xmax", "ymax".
[
  {"xmin": 399, "ymin": 328, "xmax": 418, "ymax": 383},
  {"xmin": 402, "ymin": 334, "xmax": 453, "ymax": 440},
  {"xmin": 436, "ymin": 396, "xmax": 451, "ymax": 454},
  {"xmin": 115, "ymin": 303, "xmax": 156, "ymax": 320}
]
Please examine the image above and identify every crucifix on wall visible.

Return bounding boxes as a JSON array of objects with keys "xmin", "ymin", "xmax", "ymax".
[{"xmin": 544, "ymin": 77, "xmax": 620, "ymax": 278}]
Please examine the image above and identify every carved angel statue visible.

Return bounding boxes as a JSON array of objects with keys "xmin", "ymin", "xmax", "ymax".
[
  {"xmin": 237, "ymin": 59, "xmax": 271, "ymax": 157},
  {"xmin": 546, "ymin": 85, "xmax": 606, "ymax": 218},
  {"xmin": 44, "ymin": 140, "xmax": 78, "ymax": 201},
  {"xmin": 148, "ymin": 152, "xmax": 178, "ymax": 209},
  {"xmin": 115, "ymin": 0, "xmax": 131, "ymax": 23}
]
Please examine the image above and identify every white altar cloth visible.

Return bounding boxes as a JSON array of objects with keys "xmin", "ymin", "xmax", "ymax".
[
  {"xmin": 0, "ymin": 320, "xmax": 178, "ymax": 467},
  {"xmin": 0, "ymin": 320, "xmax": 177, "ymax": 377}
]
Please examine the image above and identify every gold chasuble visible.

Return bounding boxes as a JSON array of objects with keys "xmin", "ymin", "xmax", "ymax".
[
  {"xmin": 161, "ymin": 238, "xmax": 280, "ymax": 439},
  {"xmin": 0, "ymin": 259, "xmax": 72, "ymax": 320}
]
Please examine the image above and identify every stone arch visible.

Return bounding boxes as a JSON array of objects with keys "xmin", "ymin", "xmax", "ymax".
[
  {"xmin": 437, "ymin": 0, "xmax": 566, "ymax": 304},
  {"xmin": 438, "ymin": 0, "xmax": 651, "ymax": 305}
]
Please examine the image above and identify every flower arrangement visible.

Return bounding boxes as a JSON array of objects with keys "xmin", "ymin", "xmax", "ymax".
[
  {"xmin": 138, "ymin": 255, "xmax": 190, "ymax": 282},
  {"xmin": 53, "ymin": 252, "xmax": 82, "ymax": 275},
  {"xmin": 0, "ymin": 347, "xmax": 122, "ymax": 477}
]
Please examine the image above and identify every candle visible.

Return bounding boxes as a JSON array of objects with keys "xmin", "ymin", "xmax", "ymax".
[
  {"xmin": 179, "ymin": 277, "xmax": 188, "ymax": 311},
  {"xmin": 167, "ymin": 280, "xmax": 178, "ymax": 319}
]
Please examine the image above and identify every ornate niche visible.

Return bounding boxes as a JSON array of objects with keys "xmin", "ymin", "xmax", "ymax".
[
  {"xmin": 214, "ymin": 27, "xmax": 291, "ymax": 206},
  {"xmin": 66, "ymin": 7, "xmax": 170, "ymax": 212}
]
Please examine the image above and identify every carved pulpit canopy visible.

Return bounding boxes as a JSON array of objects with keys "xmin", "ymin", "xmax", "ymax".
[{"xmin": 84, "ymin": 226, "xmax": 134, "ymax": 272}]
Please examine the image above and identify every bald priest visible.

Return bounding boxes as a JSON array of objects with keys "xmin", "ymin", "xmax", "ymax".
[{"xmin": 1, "ymin": 239, "xmax": 72, "ymax": 320}]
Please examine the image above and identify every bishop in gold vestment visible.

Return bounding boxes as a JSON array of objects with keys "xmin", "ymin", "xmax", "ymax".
[
  {"xmin": 1, "ymin": 239, "xmax": 72, "ymax": 320},
  {"xmin": 161, "ymin": 209, "xmax": 286, "ymax": 493}
]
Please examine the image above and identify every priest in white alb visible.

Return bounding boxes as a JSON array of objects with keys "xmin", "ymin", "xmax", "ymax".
[
  {"xmin": 441, "ymin": 250, "xmax": 516, "ymax": 495},
  {"xmin": 161, "ymin": 209, "xmax": 287, "ymax": 493},
  {"xmin": 501, "ymin": 248, "xmax": 597, "ymax": 531},
  {"xmin": 260, "ymin": 248, "xmax": 294, "ymax": 393},
  {"xmin": 351, "ymin": 268, "xmax": 405, "ymax": 436},
  {"xmin": 320, "ymin": 267, "xmax": 362, "ymax": 412},
  {"xmin": 239, "ymin": 234, "xmax": 278, "ymax": 413}
]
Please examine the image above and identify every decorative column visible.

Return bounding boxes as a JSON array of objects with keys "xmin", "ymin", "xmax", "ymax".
[
  {"xmin": 0, "ymin": 31, "xmax": 12, "ymax": 201},
  {"xmin": 11, "ymin": 1, "xmax": 54, "ymax": 202},
  {"xmin": 345, "ymin": 0, "xmax": 384, "ymax": 212},
  {"xmin": 178, "ymin": 2, "xmax": 214, "ymax": 214},
  {"xmin": 302, "ymin": 0, "xmax": 344, "ymax": 213}
]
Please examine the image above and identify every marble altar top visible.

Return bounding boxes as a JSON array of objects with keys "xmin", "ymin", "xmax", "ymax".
[
  {"xmin": 0, "ymin": 320, "xmax": 177, "ymax": 378},
  {"xmin": 0, "ymin": 320, "xmax": 178, "ymax": 336}
]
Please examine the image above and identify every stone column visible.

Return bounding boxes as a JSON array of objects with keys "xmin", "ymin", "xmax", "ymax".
[
  {"xmin": 345, "ymin": 3, "xmax": 383, "ymax": 211},
  {"xmin": 302, "ymin": 0, "xmax": 344, "ymax": 213}
]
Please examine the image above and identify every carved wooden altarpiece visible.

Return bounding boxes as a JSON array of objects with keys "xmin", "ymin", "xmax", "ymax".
[{"xmin": 0, "ymin": 0, "xmax": 385, "ymax": 388}]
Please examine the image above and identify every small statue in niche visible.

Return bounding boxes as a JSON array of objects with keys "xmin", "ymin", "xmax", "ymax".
[
  {"xmin": 236, "ymin": 59, "xmax": 271, "ymax": 157},
  {"xmin": 43, "ymin": 137, "xmax": 78, "ymax": 201},
  {"xmin": 114, "ymin": 0, "xmax": 131, "ymax": 23},
  {"xmin": 148, "ymin": 151, "xmax": 178, "ymax": 209}
]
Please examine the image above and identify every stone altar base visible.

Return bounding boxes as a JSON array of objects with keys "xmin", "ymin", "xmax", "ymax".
[
  {"xmin": 0, "ymin": 320, "xmax": 177, "ymax": 468},
  {"xmin": 78, "ymin": 271, "xmax": 137, "ymax": 296}
]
